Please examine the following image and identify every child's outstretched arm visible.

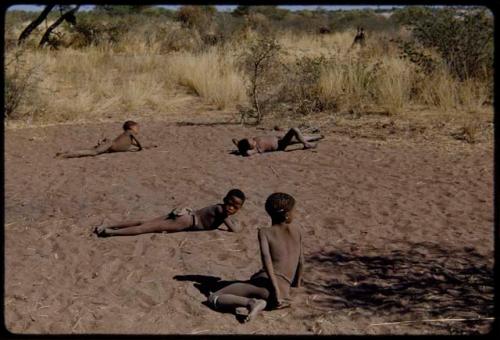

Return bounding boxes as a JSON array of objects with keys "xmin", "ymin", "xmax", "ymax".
[
  {"xmin": 258, "ymin": 229, "xmax": 282, "ymax": 305},
  {"xmin": 131, "ymin": 135, "xmax": 143, "ymax": 151},
  {"xmin": 222, "ymin": 217, "xmax": 241, "ymax": 232},
  {"xmin": 291, "ymin": 243, "xmax": 303, "ymax": 288}
]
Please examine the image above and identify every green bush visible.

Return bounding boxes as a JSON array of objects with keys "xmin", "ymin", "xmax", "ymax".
[
  {"xmin": 4, "ymin": 49, "xmax": 41, "ymax": 119},
  {"xmin": 238, "ymin": 35, "xmax": 283, "ymax": 124},
  {"xmin": 407, "ymin": 8, "xmax": 493, "ymax": 80},
  {"xmin": 279, "ymin": 56, "xmax": 330, "ymax": 115},
  {"xmin": 177, "ymin": 5, "xmax": 215, "ymax": 31}
]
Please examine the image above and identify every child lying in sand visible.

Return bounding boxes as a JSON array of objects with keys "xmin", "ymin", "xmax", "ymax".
[
  {"xmin": 232, "ymin": 127, "xmax": 324, "ymax": 156},
  {"xmin": 207, "ymin": 192, "xmax": 303, "ymax": 323},
  {"xmin": 94, "ymin": 189, "xmax": 245, "ymax": 237},
  {"xmin": 56, "ymin": 120, "xmax": 143, "ymax": 158}
]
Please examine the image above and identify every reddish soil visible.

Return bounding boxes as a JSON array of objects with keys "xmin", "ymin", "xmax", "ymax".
[{"xmin": 4, "ymin": 120, "xmax": 494, "ymax": 334}]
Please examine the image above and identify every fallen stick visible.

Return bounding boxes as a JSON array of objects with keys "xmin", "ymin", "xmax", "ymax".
[
  {"xmin": 178, "ymin": 237, "xmax": 188, "ymax": 248},
  {"xmin": 269, "ymin": 165, "xmax": 280, "ymax": 177},
  {"xmin": 369, "ymin": 317, "xmax": 494, "ymax": 326}
]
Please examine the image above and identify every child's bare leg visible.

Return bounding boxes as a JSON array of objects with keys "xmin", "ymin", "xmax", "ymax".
[
  {"xmin": 57, "ymin": 142, "xmax": 111, "ymax": 158},
  {"xmin": 57, "ymin": 149, "xmax": 101, "ymax": 158},
  {"xmin": 278, "ymin": 128, "xmax": 316, "ymax": 150},
  {"xmin": 287, "ymin": 134, "xmax": 324, "ymax": 145},
  {"xmin": 106, "ymin": 220, "xmax": 144, "ymax": 229},
  {"xmin": 208, "ymin": 282, "xmax": 269, "ymax": 323},
  {"xmin": 101, "ymin": 214, "xmax": 193, "ymax": 236},
  {"xmin": 94, "ymin": 220, "xmax": 143, "ymax": 236},
  {"xmin": 303, "ymin": 134, "xmax": 324, "ymax": 143}
]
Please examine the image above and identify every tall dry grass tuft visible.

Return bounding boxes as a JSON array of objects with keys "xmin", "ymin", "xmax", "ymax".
[
  {"xmin": 167, "ymin": 48, "xmax": 247, "ymax": 109},
  {"xmin": 318, "ymin": 57, "xmax": 378, "ymax": 114},
  {"xmin": 7, "ymin": 48, "xmax": 179, "ymax": 122},
  {"xmin": 374, "ymin": 56, "xmax": 414, "ymax": 115},
  {"xmin": 457, "ymin": 78, "xmax": 490, "ymax": 113},
  {"xmin": 417, "ymin": 66, "xmax": 458, "ymax": 112},
  {"xmin": 278, "ymin": 30, "xmax": 354, "ymax": 59},
  {"xmin": 4, "ymin": 11, "xmax": 492, "ymax": 125}
]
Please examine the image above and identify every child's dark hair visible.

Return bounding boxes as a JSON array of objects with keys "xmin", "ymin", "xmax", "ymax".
[
  {"xmin": 225, "ymin": 188, "xmax": 246, "ymax": 202},
  {"xmin": 123, "ymin": 120, "xmax": 139, "ymax": 131},
  {"xmin": 265, "ymin": 192, "xmax": 295, "ymax": 223},
  {"xmin": 237, "ymin": 139, "xmax": 252, "ymax": 154}
]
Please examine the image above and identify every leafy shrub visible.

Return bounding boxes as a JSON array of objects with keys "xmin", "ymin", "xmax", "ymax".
[
  {"xmin": 4, "ymin": 49, "xmax": 41, "ymax": 119},
  {"xmin": 396, "ymin": 39, "xmax": 439, "ymax": 75},
  {"xmin": 237, "ymin": 35, "xmax": 283, "ymax": 124},
  {"xmin": 407, "ymin": 8, "xmax": 493, "ymax": 80},
  {"xmin": 280, "ymin": 56, "xmax": 330, "ymax": 115},
  {"xmin": 177, "ymin": 6, "xmax": 216, "ymax": 31}
]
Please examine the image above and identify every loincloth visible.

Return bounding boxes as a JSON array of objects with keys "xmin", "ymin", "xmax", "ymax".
[
  {"xmin": 166, "ymin": 207, "xmax": 197, "ymax": 228},
  {"xmin": 249, "ymin": 269, "xmax": 292, "ymax": 301}
]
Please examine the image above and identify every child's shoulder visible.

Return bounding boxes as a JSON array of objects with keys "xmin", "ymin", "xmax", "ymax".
[
  {"xmin": 202, "ymin": 203, "xmax": 224, "ymax": 214},
  {"xmin": 199, "ymin": 203, "xmax": 222, "ymax": 211}
]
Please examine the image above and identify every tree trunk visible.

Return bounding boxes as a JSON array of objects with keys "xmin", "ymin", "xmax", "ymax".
[
  {"xmin": 18, "ymin": 5, "xmax": 55, "ymax": 45},
  {"xmin": 39, "ymin": 5, "xmax": 80, "ymax": 48}
]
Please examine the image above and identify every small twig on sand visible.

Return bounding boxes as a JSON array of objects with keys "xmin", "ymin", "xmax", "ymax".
[
  {"xmin": 251, "ymin": 327, "xmax": 264, "ymax": 334},
  {"xmin": 178, "ymin": 237, "xmax": 187, "ymax": 248},
  {"xmin": 72, "ymin": 316, "xmax": 82, "ymax": 331},
  {"xmin": 266, "ymin": 312, "xmax": 290, "ymax": 320},
  {"xmin": 191, "ymin": 329, "xmax": 209, "ymax": 334},
  {"xmin": 269, "ymin": 165, "xmax": 279, "ymax": 177},
  {"xmin": 369, "ymin": 317, "xmax": 494, "ymax": 327}
]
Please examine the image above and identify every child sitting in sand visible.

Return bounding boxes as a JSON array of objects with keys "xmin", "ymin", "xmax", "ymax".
[
  {"xmin": 207, "ymin": 192, "xmax": 303, "ymax": 323},
  {"xmin": 94, "ymin": 189, "xmax": 245, "ymax": 237},
  {"xmin": 56, "ymin": 120, "xmax": 143, "ymax": 158},
  {"xmin": 232, "ymin": 127, "xmax": 324, "ymax": 157}
]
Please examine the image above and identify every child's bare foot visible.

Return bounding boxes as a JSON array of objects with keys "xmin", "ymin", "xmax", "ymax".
[
  {"xmin": 94, "ymin": 225, "xmax": 109, "ymax": 237},
  {"xmin": 244, "ymin": 298, "xmax": 267, "ymax": 323}
]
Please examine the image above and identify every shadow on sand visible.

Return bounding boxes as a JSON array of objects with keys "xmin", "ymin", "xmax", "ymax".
[{"xmin": 304, "ymin": 241, "xmax": 493, "ymax": 334}]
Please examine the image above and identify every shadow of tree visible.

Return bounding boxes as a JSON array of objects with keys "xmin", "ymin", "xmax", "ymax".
[{"xmin": 304, "ymin": 241, "xmax": 493, "ymax": 333}]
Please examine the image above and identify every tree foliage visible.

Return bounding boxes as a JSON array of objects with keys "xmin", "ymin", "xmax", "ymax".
[{"xmin": 410, "ymin": 8, "xmax": 493, "ymax": 80}]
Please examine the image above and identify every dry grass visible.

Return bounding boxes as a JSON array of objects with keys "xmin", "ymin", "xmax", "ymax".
[
  {"xmin": 5, "ymin": 46, "xmax": 247, "ymax": 123},
  {"xmin": 278, "ymin": 30, "xmax": 354, "ymax": 59},
  {"xmin": 318, "ymin": 55, "xmax": 378, "ymax": 114},
  {"xmin": 374, "ymin": 56, "xmax": 414, "ymax": 115},
  {"xmin": 167, "ymin": 48, "xmax": 247, "ymax": 109},
  {"xmin": 3, "ymin": 16, "xmax": 492, "ymax": 130},
  {"xmin": 15, "ymin": 49, "xmax": 179, "ymax": 122}
]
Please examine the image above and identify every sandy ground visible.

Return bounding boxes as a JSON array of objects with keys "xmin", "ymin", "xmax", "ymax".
[{"xmin": 4, "ymin": 119, "xmax": 494, "ymax": 335}]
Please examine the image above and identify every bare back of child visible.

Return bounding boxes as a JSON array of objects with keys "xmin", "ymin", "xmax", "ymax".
[
  {"xmin": 207, "ymin": 192, "xmax": 303, "ymax": 323},
  {"xmin": 56, "ymin": 120, "xmax": 143, "ymax": 158},
  {"xmin": 94, "ymin": 189, "xmax": 245, "ymax": 237},
  {"xmin": 232, "ymin": 127, "xmax": 324, "ymax": 156}
]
